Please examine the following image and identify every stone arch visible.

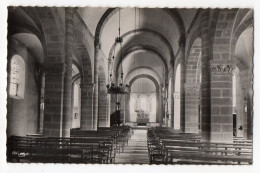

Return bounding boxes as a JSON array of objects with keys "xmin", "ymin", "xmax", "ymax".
[
  {"xmin": 125, "ymin": 66, "xmax": 163, "ymax": 85},
  {"xmin": 108, "ymin": 29, "xmax": 174, "ymax": 63},
  {"xmin": 128, "ymin": 74, "xmax": 161, "ymax": 124},
  {"xmin": 8, "ymin": 7, "xmax": 47, "ymax": 59},
  {"xmin": 209, "ymin": 9, "xmax": 221, "ymax": 60},
  {"xmin": 81, "ymin": 51, "xmax": 93, "ymax": 85},
  {"xmin": 212, "ymin": 9, "xmax": 239, "ymax": 61},
  {"xmin": 129, "ymin": 74, "xmax": 159, "ymax": 91},
  {"xmin": 232, "ymin": 25, "xmax": 253, "ymax": 139},
  {"xmin": 36, "ymin": 7, "xmax": 65, "ymax": 63},
  {"xmin": 71, "ymin": 75, "xmax": 81, "ymax": 129},
  {"xmin": 185, "ymin": 27, "xmax": 201, "ymax": 60},
  {"xmin": 184, "ymin": 37, "xmax": 202, "ymax": 133},
  {"xmin": 72, "ymin": 27, "xmax": 94, "ymax": 84},
  {"xmin": 230, "ymin": 18, "xmax": 253, "ymax": 61},
  {"xmin": 72, "ymin": 59, "xmax": 83, "ymax": 75},
  {"xmin": 185, "ymin": 37, "xmax": 202, "ymax": 84},
  {"xmin": 115, "ymin": 45, "xmax": 168, "ymax": 81}
]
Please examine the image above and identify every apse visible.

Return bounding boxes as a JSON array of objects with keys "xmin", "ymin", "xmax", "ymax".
[{"xmin": 130, "ymin": 78, "xmax": 156, "ymax": 124}]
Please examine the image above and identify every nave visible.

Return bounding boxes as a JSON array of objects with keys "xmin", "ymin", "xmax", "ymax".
[{"xmin": 6, "ymin": 7, "xmax": 254, "ymax": 165}]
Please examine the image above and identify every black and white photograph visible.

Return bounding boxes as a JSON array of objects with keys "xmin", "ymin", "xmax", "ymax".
[{"xmin": 1, "ymin": 0, "xmax": 259, "ymax": 172}]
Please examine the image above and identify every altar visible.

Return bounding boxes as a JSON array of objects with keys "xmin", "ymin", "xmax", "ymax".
[{"xmin": 136, "ymin": 110, "xmax": 149, "ymax": 125}]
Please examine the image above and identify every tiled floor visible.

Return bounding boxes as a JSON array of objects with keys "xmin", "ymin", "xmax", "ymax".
[{"xmin": 115, "ymin": 129, "xmax": 149, "ymax": 164}]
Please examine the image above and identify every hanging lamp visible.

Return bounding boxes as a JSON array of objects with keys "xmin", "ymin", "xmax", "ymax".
[{"xmin": 106, "ymin": 8, "xmax": 129, "ymax": 95}]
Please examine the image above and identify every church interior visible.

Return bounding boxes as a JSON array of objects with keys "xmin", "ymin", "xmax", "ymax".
[{"xmin": 6, "ymin": 7, "xmax": 253, "ymax": 164}]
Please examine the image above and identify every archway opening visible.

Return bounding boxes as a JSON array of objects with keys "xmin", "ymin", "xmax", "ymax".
[
  {"xmin": 130, "ymin": 78, "xmax": 156, "ymax": 126},
  {"xmin": 234, "ymin": 26, "xmax": 253, "ymax": 139},
  {"xmin": 174, "ymin": 64, "xmax": 181, "ymax": 129},
  {"xmin": 72, "ymin": 64, "xmax": 81, "ymax": 129}
]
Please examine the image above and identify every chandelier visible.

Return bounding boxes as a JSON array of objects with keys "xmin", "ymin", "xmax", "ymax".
[{"xmin": 106, "ymin": 8, "xmax": 129, "ymax": 95}]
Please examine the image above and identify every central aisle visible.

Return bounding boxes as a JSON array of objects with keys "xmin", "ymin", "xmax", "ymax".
[{"xmin": 115, "ymin": 129, "xmax": 149, "ymax": 164}]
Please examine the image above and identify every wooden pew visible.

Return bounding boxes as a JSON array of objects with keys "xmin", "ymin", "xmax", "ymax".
[
  {"xmin": 71, "ymin": 126, "xmax": 131, "ymax": 161},
  {"xmin": 8, "ymin": 126, "xmax": 131, "ymax": 163},
  {"xmin": 7, "ymin": 136, "xmax": 110, "ymax": 163},
  {"xmin": 72, "ymin": 126, "xmax": 131, "ymax": 154},
  {"xmin": 147, "ymin": 127, "xmax": 253, "ymax": 165}
]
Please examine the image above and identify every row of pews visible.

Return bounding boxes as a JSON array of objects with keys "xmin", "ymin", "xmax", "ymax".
[
  {"xmin": 7, "ymin": 126, "xmax": 132, "ymax": 164},
  {"xmin": 147, "ymin": 127, "xmax": 253, "ymax": 165}
]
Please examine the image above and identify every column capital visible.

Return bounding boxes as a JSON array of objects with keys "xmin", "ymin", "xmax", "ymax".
[
  {"xmin": 184, "ymin": 83, "xmax": 201, "ymax": 93},
  {"xmin": 43, "ymin": 63, "xmax": 66, "ymax": 76},
  {"xmin": 209, "ymin": 61, "xmax": 235, "ymax": 75}
]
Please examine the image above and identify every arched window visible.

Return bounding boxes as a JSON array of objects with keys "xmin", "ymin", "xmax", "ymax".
[
  {"xmin": 72, "ymin": 64, "xmax": 81, "ymax": 129},
  {"xmin": 9, "ymin": 55, "xmax": 25, "ymax": 99}
]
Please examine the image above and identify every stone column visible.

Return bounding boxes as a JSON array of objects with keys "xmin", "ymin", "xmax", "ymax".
[
  {"xmin": 125, "ymin": 93, "xmax": 130, "ymax": 122},
  {"xmin": 246, "ymin": 89, "xmax": 253, "ymax": 140},
  {"xmin": 62, "ymin": 7, "xmax": 75, "ymax": 137},
  {"xmin": 200, "ymin": 9, "xmax": 211, "ymax": 141},
  {"xmin": 80, "ymin": 83, "xmax": 94, "ymax": 130},
  {"xmin": 165, "ymin": 86, "xmax": 169, "ymax": 127},
  {"xmin": 106, "ymin": 94, "xmax": 111, "ymax": 127},
  {"xmin": 156, "ymin": 89, "xmax": 160, "ymax": 123},
  {"xmin": 159, "ymin": 85, "xmax": 164, "ymax": 126},
  {"xmin": 117, "ymin": 94, "xmax": 125, "ymax": 125},
  {"xmin": 93, "ymin": 40, "xmax": 101, "ymax": 130},
  {"xmin": 122, "ymin": 95, "xmax": 126, "ymax": 124},
  {"xmin": 179, "ymin": 38, "xmax": 186, "ymax": 133},
  {"xmin": 184, "ymin": 83, "xmax": 200, "ymax": 133},
  {"xmin": 173, "ymin": 92, "xmax": 181, "ymax": 129},
  {"xmin": 43, "ymin": 63, "xmax": 66, "ymax": 137},
  {"xmin": 210, "ymin": 62, "xmax": 234, "ymax": 142},
  {"xmin": 170, "ymin": 77, "xmax": 174, "ymax": 128},
  {"xmin": 98, "ymin": 92, "xmax": 109, "ymax": 127}
]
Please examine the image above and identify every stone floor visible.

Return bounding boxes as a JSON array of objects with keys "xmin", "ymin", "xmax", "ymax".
[{"xmin": 115, "ymin": 129, "xmax": 149, "ymax": 164}]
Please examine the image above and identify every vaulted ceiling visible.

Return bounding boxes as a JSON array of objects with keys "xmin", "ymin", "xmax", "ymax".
[
  {"xmin": 8, "ymin": 7, "xmax": 44, "ymax": 64},
  {"xmin": 8, "ymin": 7, "xmax": 199, "ymax": 93},
  {"xmin": 78, "ymin": 8, "xmax": 198, "ymax": 89},
  {"xmin": 131, "ymin": 78, "xmax": 156, "ymax": 93}
]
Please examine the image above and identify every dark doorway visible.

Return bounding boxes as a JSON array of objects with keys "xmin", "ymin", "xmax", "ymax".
[{"xmin": 233, "ymin": 114, "xmax": 237, "ymax": 136}]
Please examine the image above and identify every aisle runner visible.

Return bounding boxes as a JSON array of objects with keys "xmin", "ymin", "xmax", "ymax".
[{"xmin": 115, "ymin": 129, "xmax": 149, "ymax": 164}]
